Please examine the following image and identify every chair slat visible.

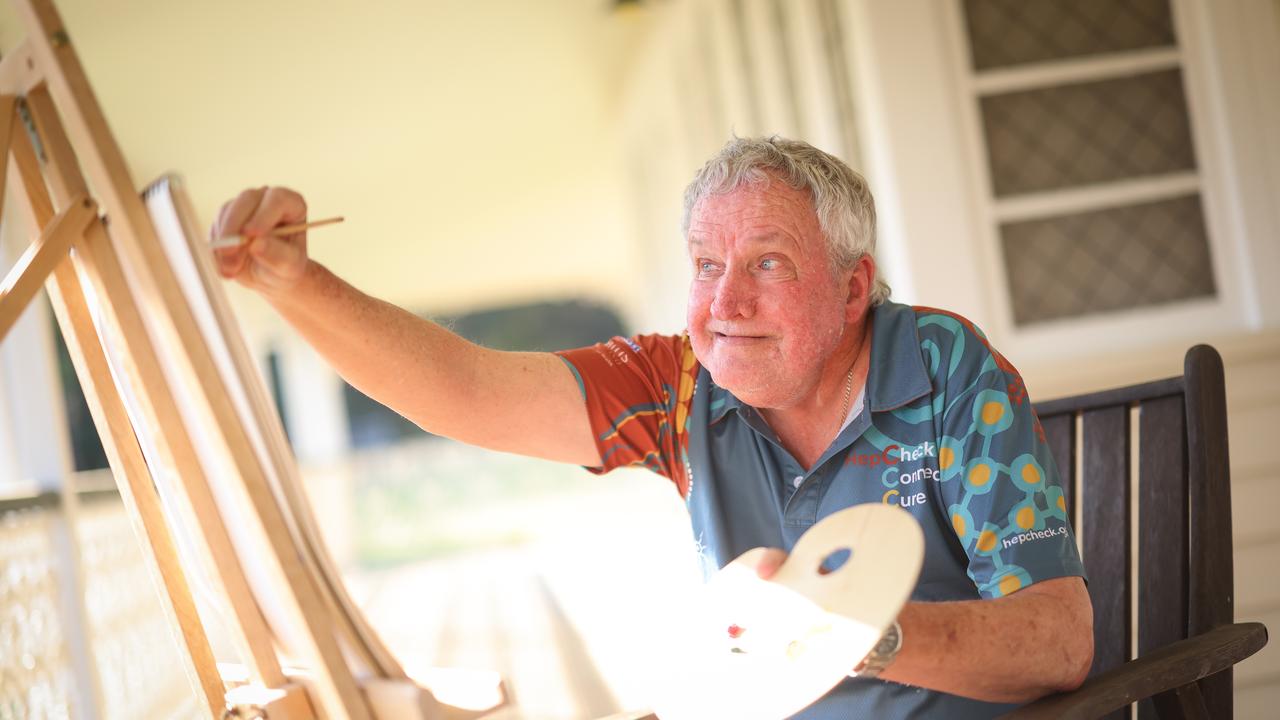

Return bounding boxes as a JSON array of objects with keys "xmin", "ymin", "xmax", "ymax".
[
  {"xmin": 1137, "ymin": 395, "xmax": 1188, "ymax": 720},
  {"xmin": 1039, "ymin": 413, "xmax": 1076, "ymax": 530},
  {"xmin": 1184, "ymin": 346, "xmax": 1234, "ymax": 718},
  {"xmin": 1022, "ymin": 347, "xmax": 1247, "ymax": 719},
  {"xmin": 1081, "ymin": 405, "xmax": 1132, "ymax": 720}
]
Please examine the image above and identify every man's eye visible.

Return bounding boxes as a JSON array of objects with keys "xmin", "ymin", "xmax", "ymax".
[
  {"xmin": 698, "ymin": 261, "xmax": 719, "ymax": 274},
  {"xmin": 760, "ymin": 258, "xmax": 780, "ymax": 271}
]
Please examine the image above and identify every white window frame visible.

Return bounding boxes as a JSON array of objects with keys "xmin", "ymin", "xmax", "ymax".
[
  {"xmin": 845, "ymin": 0, "xmax": 1280, "ymax": 365},
  {"xmin": 944, "ymin": 0, "xmax": 1267, "ymax": 360}
]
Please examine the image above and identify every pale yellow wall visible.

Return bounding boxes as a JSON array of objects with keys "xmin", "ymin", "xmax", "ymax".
[{"xmin": 0, "ymin": 0, "xmax": 651, "ymax": 332}]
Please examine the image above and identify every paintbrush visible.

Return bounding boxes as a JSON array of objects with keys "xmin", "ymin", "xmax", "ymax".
[{"xmin": 209, "ymin": 216, "xmax": 343, "ymax": 250}]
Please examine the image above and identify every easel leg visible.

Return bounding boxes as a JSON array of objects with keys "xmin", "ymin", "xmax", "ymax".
[
  {"xmin": 23, "ymin": 83, "xmax": 294, "ymax": 691},
  {"xmin": 6, "ymin": 111, "xmax": 226, "ymax": 718}
]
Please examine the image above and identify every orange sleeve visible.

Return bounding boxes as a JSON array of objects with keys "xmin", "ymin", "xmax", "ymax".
[{"xmin": 555, "ymin": 333, "xmax": 697, "ymax": 497}]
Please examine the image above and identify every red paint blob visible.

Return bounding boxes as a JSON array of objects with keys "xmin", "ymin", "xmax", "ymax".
[{"xmin": 727, "ymin": 624, "xmax": 745, "ymax": 639}]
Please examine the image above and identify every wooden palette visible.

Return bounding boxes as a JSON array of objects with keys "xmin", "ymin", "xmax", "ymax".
[{"xmin": 647, "ymin": 503, "xmax": 924, "ymax": 720}]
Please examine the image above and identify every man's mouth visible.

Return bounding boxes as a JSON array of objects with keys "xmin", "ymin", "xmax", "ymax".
[{"xmin": 712, "ymin": 332, "xmax": 768, "ymax": 344}]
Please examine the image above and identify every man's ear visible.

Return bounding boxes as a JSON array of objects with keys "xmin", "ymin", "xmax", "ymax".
[{"xmin": 845, "ymin": 255, "xmax": 876, "ymax": 310}]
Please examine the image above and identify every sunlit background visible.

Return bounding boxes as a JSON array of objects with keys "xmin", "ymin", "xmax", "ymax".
[{"xmin": 2, "ymin": 0, "xmax": 1279, "ymax": 718}]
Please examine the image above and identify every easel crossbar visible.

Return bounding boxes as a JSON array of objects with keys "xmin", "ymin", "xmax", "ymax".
[{"xmin": 0, "ymin": 190, "xmax": 94, "ymax": 341}]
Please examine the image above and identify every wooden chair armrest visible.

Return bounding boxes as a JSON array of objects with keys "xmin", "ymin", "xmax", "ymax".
[
  {"xmin": 591, "ymin": 622, "xmax": 1268, "ymax": 720},
  {"xmin": 999, "ymin": 622, "xmax": 1268, "ymax": 720}
]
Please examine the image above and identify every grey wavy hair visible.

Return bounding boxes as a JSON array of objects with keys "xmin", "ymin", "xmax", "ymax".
[{"xmin": 681, "ymin": 135, "xmax": 890, "ymax": 305}]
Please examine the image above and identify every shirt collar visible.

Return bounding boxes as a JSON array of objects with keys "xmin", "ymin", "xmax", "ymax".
[
  {"xmin": 865, "ymin": 300, "xmax": 932, "ymax": 412},
  {"xmin": 706, "ymin": 300, "xmax": 931, "ymax": 422}
]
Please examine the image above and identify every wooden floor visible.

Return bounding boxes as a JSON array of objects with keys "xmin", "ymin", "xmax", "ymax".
[
  {"xmin": 354, "ymin": 548, "xmax": 621, "ymax": 720},
  {"xmin": 347, "ymin": 479, "xmax": 702, "ymax": 720}
]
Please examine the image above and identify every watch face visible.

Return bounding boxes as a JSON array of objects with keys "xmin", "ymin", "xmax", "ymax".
[
  {"xmin": 880, "ymin": 623, "xmax": 901, "ymax": 654},
  {"xmin": 854, "ymin": 621, "xmax": 901, "ymax": 678}
]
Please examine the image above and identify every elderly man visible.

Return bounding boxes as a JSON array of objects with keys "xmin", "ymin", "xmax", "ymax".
[{"xmin": 214, "ymin": 136, "xmax": 1092, "ymax": 718}]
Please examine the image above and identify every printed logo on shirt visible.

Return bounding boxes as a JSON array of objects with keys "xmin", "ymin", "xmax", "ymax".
[
  {"xmin": 845, "ymin": 441, "xmax": 937, "ymax": 467},
  {"xmin": 871, "ymin": 442, "xmax": 941, "ymax": 509},
  {"xmin": 883, "ymin": 465, "xmax": 940, "ymax": 488},
  {"xmin": 1001, "ymin": 526, "xmax": 1067, "ymax": 550},
  {"xmin": 592, "ymin": 338, "xmax": 633, "ymax": 367},
  {"xmin": 893, "ymin": 441, "xmax": 937, "ymax": 462},
  {"xmin": 882, "ymin": 488, "xmax": 927, "ymax": 508}
]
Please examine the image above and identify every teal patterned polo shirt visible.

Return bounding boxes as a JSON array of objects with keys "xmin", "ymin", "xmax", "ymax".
[{"xmin": 559, "ymin": 300, "xmax": 1087, "ymax": 719}]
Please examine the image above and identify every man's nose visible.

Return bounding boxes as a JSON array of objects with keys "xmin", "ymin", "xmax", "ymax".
[{"xmin": 709, "ymin": 269, "xmax": 756, "ymax": 320}]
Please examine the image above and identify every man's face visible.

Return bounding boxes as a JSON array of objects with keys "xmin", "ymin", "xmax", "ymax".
[{"xmin": 686, "ymin": 179, "xmax": 854, "ymax": 409}]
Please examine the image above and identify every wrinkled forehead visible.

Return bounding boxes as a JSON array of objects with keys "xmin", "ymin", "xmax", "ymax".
[{"xmin": 686, "ymin": 180, "xmax": 822, "ymax": 245}]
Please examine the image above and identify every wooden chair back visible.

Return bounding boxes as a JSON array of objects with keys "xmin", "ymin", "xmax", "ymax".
[{"xmin": 1033, "ymin": 345, "xmax": 1234, "ymax": 719}]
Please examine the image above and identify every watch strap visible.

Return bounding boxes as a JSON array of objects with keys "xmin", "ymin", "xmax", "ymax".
[{"xmin": 850, "ymin": 619, "xmax": 902, "ymax": 679}]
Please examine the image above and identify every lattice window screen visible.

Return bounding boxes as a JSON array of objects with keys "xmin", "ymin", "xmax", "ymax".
[
  {"xmin": 1001, "ymin": 195, "xmax": 1215, "ymax": 324},
  {"xmin": 963, "ymin": 0, "xmax": 1176, "ymax": 70},
  {"xmin": 980, "ymin": 69, "xmax": 1196, "ymax": 196},
  {"xmin": 960, "ymin": 0, "xmax": 1215, "ymax": 326}
]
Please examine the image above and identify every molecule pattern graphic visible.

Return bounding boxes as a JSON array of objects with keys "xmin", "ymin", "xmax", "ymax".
[{"xmin": 865, "ymin": 313, "xmax": 1071, "ymax": 598}]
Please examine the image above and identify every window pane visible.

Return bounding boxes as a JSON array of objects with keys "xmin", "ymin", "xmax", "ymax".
[
  {"xmin": 963, "ymin": 0, "xmax": 1176, "ymax": 71},
  {"xmin": 1001, "ymin": 194, "xmax": 1215, "ymax": 325},
  {"xmin": 980, "ymin": 69, "xmax": 1197, "ymax": 197}
]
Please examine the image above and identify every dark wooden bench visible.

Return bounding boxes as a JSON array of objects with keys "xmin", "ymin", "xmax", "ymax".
[{"xmin": 1004, "ymin": 345, "xmax": 1268, "ymax": 719}]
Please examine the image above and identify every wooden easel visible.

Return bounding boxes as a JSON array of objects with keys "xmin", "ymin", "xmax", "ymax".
[{"xmin": 0, "ymin": 1, "xmax": 505, "ymax": 717}]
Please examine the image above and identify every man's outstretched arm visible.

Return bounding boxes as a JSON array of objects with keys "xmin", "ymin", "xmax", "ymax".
[{"xmin": 212, "ymin": 186, "xmax": 602, "ymax": 467}]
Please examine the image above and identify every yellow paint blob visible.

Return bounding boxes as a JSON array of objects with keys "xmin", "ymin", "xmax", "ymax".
[
  {"xmin": 939, "ymin": 446, "xmax": 955, "ymax": 470},
  {"xmin": 1016, "ymin": 506, "xmax": 1035, "ymax": 529},
  {"xmin": 969, "ymin": 463, "xmax": 991, "ymax": 486},
  {"xmin": 1021, "ymin": 464, "xmax": 1042, "ymax": 484},
  {"xmin": 977, "ymin": 530, "xmax": 997, "ymax": 552},
  {"xmin": 1057, "ymin": 495, "xmax": 1067, "ymax": 511},
  {"xmin": 952, "ymin": 514, "xmax": 966, "ymax": 537},
  {"xmin": 999, "ymin": 575, "xmax": 1023, "ymax": 595},
  {"xmin": 981, "ymin": 401, "xmax": 1005, "ymax": 425}
]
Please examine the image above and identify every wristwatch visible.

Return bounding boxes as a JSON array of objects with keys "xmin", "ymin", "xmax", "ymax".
[{"xmin": 850, "ymin": 620, "xmax": 902, "ymax": 678}]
